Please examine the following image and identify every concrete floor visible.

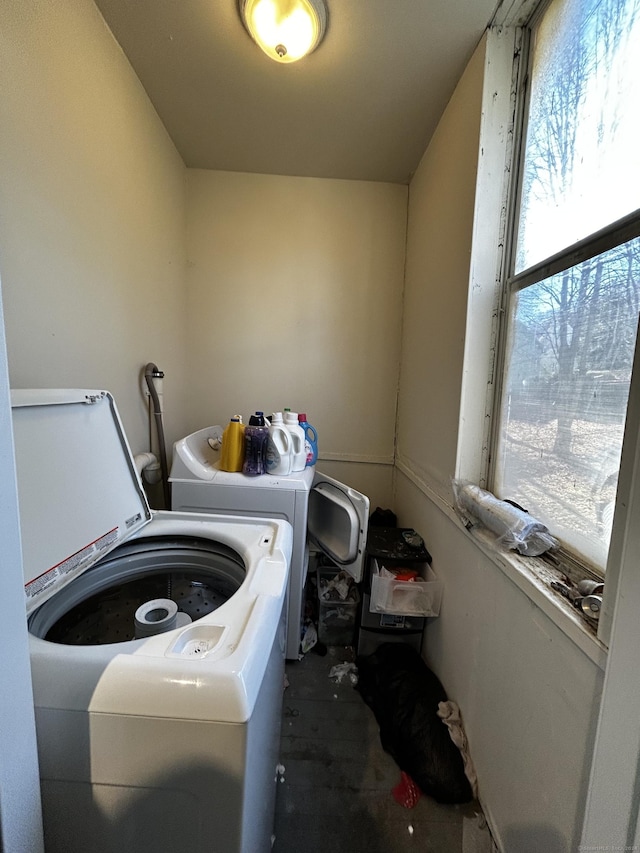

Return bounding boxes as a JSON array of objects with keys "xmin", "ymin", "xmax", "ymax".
[{"xmin": 273, "ymin": 645, "xmax": 480, "ymax": 853}]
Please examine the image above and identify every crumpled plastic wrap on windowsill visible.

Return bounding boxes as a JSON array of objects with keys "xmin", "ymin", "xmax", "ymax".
[{"xmin": 452, "ymin": 480, "xmax": 558, "ymax": 557}]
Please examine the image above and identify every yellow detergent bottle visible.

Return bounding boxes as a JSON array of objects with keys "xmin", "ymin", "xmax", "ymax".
[{"xmin": 219, "ymin": 416, "xmax": 245, "ymax": 472}]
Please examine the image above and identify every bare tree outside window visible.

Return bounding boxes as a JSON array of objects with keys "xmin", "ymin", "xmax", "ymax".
[
  {"xmin": 493, "ymin": 0, "xmax": 640, "ymax": 570},
  {"xmin": 516, "ymin": 0, "xmax": 640, "ymax": 272}
]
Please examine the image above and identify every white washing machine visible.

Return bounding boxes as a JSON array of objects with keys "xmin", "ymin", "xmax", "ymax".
[
  {"xmin": 11, "ymin": 389, "xmax": 293, "ymax": 853},
  {"xmin": 170, "ymin": 425, "xmax": 370, "ymax": 658}
]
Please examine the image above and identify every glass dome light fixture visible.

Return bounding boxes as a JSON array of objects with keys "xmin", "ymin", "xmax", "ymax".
[{"xmin": 238, "ymin": 0, "xmax": 327, "ymax": 64}]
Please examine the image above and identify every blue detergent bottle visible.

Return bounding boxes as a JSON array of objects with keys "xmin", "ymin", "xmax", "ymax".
[{"xmin": 298, "ymin": 413, "xmax": 318, "ymax": 466}]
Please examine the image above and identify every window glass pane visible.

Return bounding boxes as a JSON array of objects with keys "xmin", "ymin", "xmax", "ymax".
[
  {"xmin": 516, "ymin": 0, "xmax": 640, "ymax": 273},
  {"xmin": 495, "ymin": 237, "xmax": 640, "ymax": 569}
]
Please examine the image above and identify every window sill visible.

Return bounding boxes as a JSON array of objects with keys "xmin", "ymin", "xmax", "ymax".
[
  {"xmin": 395, "ymin": 460, "xmax": 608, "ymax": 670},
  {"xmin": 463, "ymin": 525, "xmax": 608, "ymax": 670}
]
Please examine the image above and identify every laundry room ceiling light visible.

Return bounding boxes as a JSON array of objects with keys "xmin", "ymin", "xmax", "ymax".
[{"xmin": 239, "ymin": 0, "xmax": 327, "ymax": 63}]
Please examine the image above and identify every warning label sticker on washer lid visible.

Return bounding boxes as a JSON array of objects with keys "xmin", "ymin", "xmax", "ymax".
[{"xmin": 24, "ymin": 527, "xmax": 119, "ymax": 606}]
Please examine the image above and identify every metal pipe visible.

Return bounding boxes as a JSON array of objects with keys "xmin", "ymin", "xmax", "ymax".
[{"xmin": 144, "ymin": 363, "xmax": 171, "ymax": 509}]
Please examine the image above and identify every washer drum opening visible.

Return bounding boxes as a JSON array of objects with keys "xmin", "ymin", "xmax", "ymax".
[{"xmin": 28, "ymin": 536, "xmax": 246, "ymax": 645}]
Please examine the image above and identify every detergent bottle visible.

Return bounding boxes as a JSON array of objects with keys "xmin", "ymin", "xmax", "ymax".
[
  {"xmin": 243, "ymin": 412, "xmax": 269, "ymax": 476},
  {"xmin": 266, "ymin": 412, "xmax": 292, "ymax": 476},
  {"xmin": 298, "ymin": 414, "xmax": 318, "ymax": 466},
  {"xmin": 283, "ymin": 411, "xmax": 307, "ymax": 472},
  {"xmin": 219, "ymin": 416, "xmax": 245, "ymax": 472}
]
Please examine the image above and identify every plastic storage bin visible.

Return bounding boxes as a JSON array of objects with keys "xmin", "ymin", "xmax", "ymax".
[
  {"xmin": 364, "ymin": 527, "xmax": 432, "ymax": 591},
  {"xmin": 357, "ymin": 592, "xmax": 425, "ymax": 656},
  {"xmin": 317, "ymin": 567, "xmax": 360, "ymax": 646},
  {"xmin": 369, "ymin": 558, "xmax": 442, "ymax": 617}
]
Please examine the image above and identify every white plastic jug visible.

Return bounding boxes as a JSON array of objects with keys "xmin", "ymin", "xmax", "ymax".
[
  {"xmin": 266, "ymin": 413, "xmax": 293, "ymax": 476},
  {"xmin": 284, "ymin": 411, "xmax": 307, "ymax": 472}
]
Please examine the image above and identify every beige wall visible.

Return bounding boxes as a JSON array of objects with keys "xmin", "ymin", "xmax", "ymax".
[
  {"xmin": 395, "ymin": 44, "xmax": 482, "ymax": 495},
  {"xmin": 185, "ymin": 169, "xmax": 407, "ymax": 507},
  {"xmin": 0, "ymin": 3, "xmax": 607, "ymax": 849},
  {"xmin": 394, "ymin": 35, "xmax": 604, "ymax": 852},
  {"xmin": 0, "ymin": 0, "xmax": 188, "ymax": 455},
  {"xmin": 0, "ymin": 0, "xmax": 406, "ymax": 515}
]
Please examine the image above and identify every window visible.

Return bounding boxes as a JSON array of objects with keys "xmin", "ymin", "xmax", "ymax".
[{"xmin": 492, "ymin": 0, "xmax": 640, "ymax": 573}]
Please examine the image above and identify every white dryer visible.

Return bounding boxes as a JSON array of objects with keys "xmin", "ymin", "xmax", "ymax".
[
  {"xmin": 11, "ymin": 389, "xmax": 292, "ymax": 853},
  {"xmin": 170, "ymin": 425, "xmax": 370, "ymax": 658}
]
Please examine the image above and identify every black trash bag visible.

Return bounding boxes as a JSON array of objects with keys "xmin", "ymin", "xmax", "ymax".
[
  {"xmin": 369, "ymin": 507, "xmax": 397, "ymax": 527},
  {"xmin": 356, "ymin": 643, "xmax": 473, "ymax": 804}
]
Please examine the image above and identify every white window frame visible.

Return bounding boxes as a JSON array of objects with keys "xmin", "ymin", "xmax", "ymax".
[{"xmin": 457, "ymin": 0, "xmax": 640, "ymax": 651}]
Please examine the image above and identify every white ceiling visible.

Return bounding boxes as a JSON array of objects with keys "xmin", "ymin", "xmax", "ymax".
[{"xmin": 94, "ymin": 0, "xmax": 499, "ymax": 184}]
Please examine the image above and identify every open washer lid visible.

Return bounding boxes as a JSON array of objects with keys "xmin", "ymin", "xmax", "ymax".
[
  {"xmin": 11, "ymin": 389, "xmax": 151, "ymax": 615},
  {"xmin": 307, "ymin": 471, "xmax": 370, "ymax": 582}
]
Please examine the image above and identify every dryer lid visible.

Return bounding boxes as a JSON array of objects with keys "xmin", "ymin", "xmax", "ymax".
[
  {"xmin": 307, "ymin": 471, "xmax": 370, "ymax": 582},
  {"xmin": 11, "ymin": 389, "xmax": 151, "ymax": 615}
]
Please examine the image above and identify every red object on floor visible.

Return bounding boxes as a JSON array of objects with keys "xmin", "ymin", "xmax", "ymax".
[{"xmin": 392, "ymin": 771, "xmax": 421, "ymax": 808}]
